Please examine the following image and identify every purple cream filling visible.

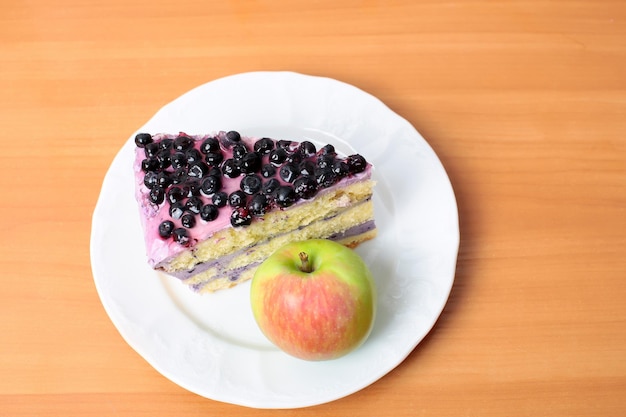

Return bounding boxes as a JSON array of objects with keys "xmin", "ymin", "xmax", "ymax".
[{"xmin": 172, "ymin": 219, "xmax": 377, "ymax": 292}]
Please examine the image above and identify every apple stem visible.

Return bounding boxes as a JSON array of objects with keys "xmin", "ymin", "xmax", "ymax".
[{"xmin": 299, "ymin": 251, "xmax": 313, "ymax": 273}]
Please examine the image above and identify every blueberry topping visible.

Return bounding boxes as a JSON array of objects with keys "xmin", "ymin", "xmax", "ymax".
[
  {"xmin": 141, "ymin": 158, "xmax": 159, "ymax": 172},
  {"xmin": 169, "ymin": 202, "xmax": 185, "ymax": 219},
  {"xmin": 319, "ymin": 144, "xmax": 335, "ymax": 156},
  {"xmin": 172, "ymin": 227, "xmax": 190, "ymax": 245},
  {"xmin": 248, "ymin": 193, "xmax": 269, "ymax": 217},
  {"xmin": 200, "ymin": 204, "xmax": 219, "ymax": 221},
  {"xmin": 184, "ymin": 148, "xmax": 202, "ymax": 164},
  {"xmin": 230, "ymin": 207, "xmax": 252, "ymax": 227},
  {"xmin": 332, "ymin": 160, "xmax": 350, "ymax": 178},
  {"xmin": 204, "ymin": 151, "xmax": 224, "ymax": 166},
  {"xmin": 143, "ymin": 171, "xmax": 158, "ymax": 188},
  {"xmin": 148, "ymin": 187, "xmax": 165, "ymax": 204},
  {"xmin": 315, "ymin": 167, "xmax": 337, "ymax": 188},
  {"xmin": 181, "ymin": 213, "xmax": 196, "ymax": 228},
  {"xmin": 200, "ymin": 137, "xmax": 219, "ymax": 154},
  {"xmin": 155, "ymin": 149, "xmax": 171, "ymax": 170},
  {"xmin": 285, "ymin": 151, "xmax": 302, "ymax": 165},
  {"xmin": 187, "ymin": 161, "xmax": 208, "ymax": 179},
  {"xmin": 279, "ymin": 163, "xmax": 299, "ymax": 183},
  {"xmin": 166, "ymin": 186, "xmax": 185, "ymax": 204},
  {"xmin": 232, "ymin": 143, "xmax": 248, "ymax": 160},
  {"xmin": 240, "ymin": 174, "xmax": 262, "ymax": 195},
  {"xmin": 185, "ymin": 196, "xmax": 203, "ymax": 214},
  {"xmin": 276, "ymin": 140, "xmax": 292, "ymax": 149},
  {"xmin": 182, "ymin": 180, "xmax": 201, "ymax": 197},
  {"xmin": 228, "ymin": 190, "xmax": 247, "ymax": 208},
  {"xmin": 158, "ymin": 220, "xmax": 175, "ymax": 238},
  {"xmin": 316, "ymin": 154, "xmax": 335, "ymax": 169},
  {"xmin": 275, "ymin": 185, "xmax": 297, "ymax": 208},
  {"xmin": 261, "ymin": 163, "xmax": 276, "ymax": 178},
  {"xmin": 200, "ymin": 175, "xmax": 221, "ymax": 195},
  {"xmin": 239, "ymin": 152, "xmax": 261, "ymax": 174},
  {"xmin": 269, "ymin": 148, "xmax": 288, "ymax": 165},
  {"xmin": 212, "ymin": 191, "xmax": 228, "ymax": 207},
  {"xmin": 293, "ymin": 176, "xmax": 318, "ymax": 199},
  {"xmin": 346, "ymin": 154, "xmax": 367, "ymax": 174},
  {"xmin": 144, "ymin": 142, "xmax": 159, "ymax": 158},
  {"xmin": 170, "ymin": 152, "xmax": 187, "ymax": 170},
  {"xmin": 221, "ymin": 159, "xmax": 241, "ymax": 178},
  {"xmin": 135, "ymin": 133, "xmax": 153, "ymax": 148},
  {"xmin": 156, "ymin": 172, "xmax": 172, "ymax": 188},
  {"xmin": 299, "ymin": 160, "xmax": 316, "ymax": 176},
  {"xmin": 261, "ymin": 178, "xmax": 280, "ymax": 196},
  {"xmin": 173, "ymin": 135, "xmax": 194, "ymax": 151},
  {"xmin": 171, "ymin": 168, "xmax": 188, "ymax": 185},
  {"xmin": 159, "ymin": 138, "xmax": 174, "ymax": 150},
  {"xmin": 254, "ymin": 137, "xmax": 275, "ymax": 154},
  {"xmin": 226, "ymin": 130, "xmax": 241, "ymax": 143},
  {"xmin": 298, "ymin": 141, "xmax": 316, "ymax": 157}
]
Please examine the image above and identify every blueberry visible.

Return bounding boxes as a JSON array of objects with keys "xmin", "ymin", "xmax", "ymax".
[
  {"xmin": 170, "ymin": 152, "xmax": 187, "ymax": 170},
  {"xmin": 144, "ymin": 142, "xmax": 159, "ymax": 158},
  {"xmin": 182, "ymin": 180, "xmax": 201, "ymax": 197},
  {"xmin": 200, "ymin": 137, "xmax": 220, "ymax": 154},
  {"xmin": 275, "ymin": 185, "xmax": 297, "ymax": 208},
  {"xmin": 169, "ymin": 202, "xmax": 185, "ymax": 219},
  {"xmin": 298, "ymin": 141, "xmax": 316, "ymax": 157},
  {"xmin": 346, "ymin": 154, "xmax": 367, "ymax": 174},
  {"xmin": 248, "ymin": 194, "xmax": 269, "ymax": 217},
  {"xmin": 207, "ymin": 166, "xmax": 221, "ymax": 177},
  {"xmin": 254, "ymin": 137, "xmax": 275, "ymax": 154},
  {"xmin": 230, "ymin": 207, "xmax": 252, "ymax": 227},
  {"xmin": 293, "ymin": 176, "xmax": 318, "ymax": 199},
  {"xmin": 276, "ymin": 140, "xmax": 293, "ymax": 149},
  {"xmin": 261, "ymin": 178, "xmax": 280, "ymax": 196},
  {"xmin": 200, "ymin": 175, "xmax": 221, "ymax": 195},
  {"xmin": 239, "ymin": 152, "xmax": 261, "ymax": 174},
  {"xmin": 240, "ymin": 174, "xmax": 262, "ymax": 195},
  {"xmin": 185, "ymin": 196, "xmax": 203, "ymax": 214},
  {"xmin": 159, "ymin": 138, "xmax": 174, "ymax": 151},
  {"xmin": 221, "ymin": 159, "xmax": 241, "ymax": 178},
  {"xmin": 173, "ymin": 135, "xmax": 194, "ymax": 151},
  {"xmin": 315, "ymin": 167, "xmax": 337, "ymax": 188},
  {"xmin": 200, "ymin": 204, "xmax": 219, "ymax": 221},
  {"xmin": 332, "ymin": 160, "xmax": 350, "ymax": 178},
  {"xmin": 228, "ymin": 190, "xmax": 247, "ymax": 208},
  {"xmin": 171, "ymin": 168, "xmax": 188, "ymax": 185},
  {"xmin": 143, "ymin": 171, "xmax": 158, "ymax": 188},
  {"xmin": 155, "ymin": 172, "xmax": 172, "ymax": 188},
  {"xmin": 299, "ymin": 160, "xmax": 316, "ymax": 176},
  {"xmin": 135, "ymin": 133, "xmax": 153, "ymax": 148},
  {"xmin": 205, "ymin": 151, "xmax": 224, "ymax": 166},
  {"xmin": 166, "ymin": 186, "xmax": 185, "ymax": 204},
  {"xmin": 279, "ymin": 163, "xmax": 299, "ymax": 183},
  {"xmin": 148, "ymin": 187, "xmax": 165, "ymax": 204},
  {"xmin": 212, "ymin": 191, "xmax": 228, "ymax": 208},
  {"xmin": 285, "ymin": 151, "xmax": 302, "ymax": 165},
  {"xmin": 316, "ymin": 154, "xmax": 335, "ymax": 169},
  {"xmin": 155, "ymin": 149, "xmax": 171, "ymax": 170},
  {"xmin": 269, "ymin": 147, "xmax": 288, "ymax": 165},
  {"xmin": 181, "ymin": 213, "xmax": 196, "ymax": 228},
  {"xmin": 319, "ymin": 144, "xmax": 336, "ymax": 156},
  {"xmin": 172, "ymin": 227, "xmax": 190, "ymax": 245},
  {"xmin": 187, "ymin": 161, "xmax": 209, "ymax": 179},
  {"xmin": 141, "ymin": 158, "xmax": 159, "ymax": 172},
  {"xmin": 158, "ymin": 220, "xmax": 175, "ymax": 238},
  {"xmin": 226, "ymin": 130, "xmax": 241, "ymax": 143},
  {"xmin": 261, "ymin": 163, "xmax": 276, "ymax": 178},
  {"xmin": 184, "ymin": 148, "xmax": 202, "ymax": 164},
  {"xmin": 232, "ymin": 143, "xmax": 248, "ymax": 160}
]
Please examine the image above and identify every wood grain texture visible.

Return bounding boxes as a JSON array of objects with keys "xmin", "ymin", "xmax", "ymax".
[{"xmin": 1, "ymin": 1, "xmax": 625, "ymax": 415}]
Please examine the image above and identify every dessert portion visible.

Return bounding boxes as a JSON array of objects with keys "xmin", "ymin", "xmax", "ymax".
[{"xmin": 133, "ymin": 131, "xmax": 376, "ymax": 293}]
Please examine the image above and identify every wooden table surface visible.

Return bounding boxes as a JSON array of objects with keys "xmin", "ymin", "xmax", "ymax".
[{"xmin": 2, "ymin": 1, "xmax": 625, "ymax": 416}]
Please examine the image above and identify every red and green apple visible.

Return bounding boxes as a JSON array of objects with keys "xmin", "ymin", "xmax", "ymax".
[{"xmin": 250, "ymin": 239, "xmax": 376, "ymax": 361}]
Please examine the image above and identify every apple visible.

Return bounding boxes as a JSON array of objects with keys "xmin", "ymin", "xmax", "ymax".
[{"xmin": 250, "ymin": 239, "xmax": 376, "ymax": 361}]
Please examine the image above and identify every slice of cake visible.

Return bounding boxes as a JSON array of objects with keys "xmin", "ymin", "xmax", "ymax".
[{"xmin": 133, "ymin": 131, "xmax": 376, "ymax": 293}]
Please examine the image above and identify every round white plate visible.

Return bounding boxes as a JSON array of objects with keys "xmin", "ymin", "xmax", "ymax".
[{"xmin": 90, "ymin": 71, "xmax": 459, "ymax": 409}]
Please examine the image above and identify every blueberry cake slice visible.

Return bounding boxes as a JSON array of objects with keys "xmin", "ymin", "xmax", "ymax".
[{"xmin": 133, "ymin": 131, "xmax": 376, "ymax": 293}]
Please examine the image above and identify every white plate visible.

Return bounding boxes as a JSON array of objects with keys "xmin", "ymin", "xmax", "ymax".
[{"xmin": 90, "ymin": 71, "xmax": 459, "ymax": 409}]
